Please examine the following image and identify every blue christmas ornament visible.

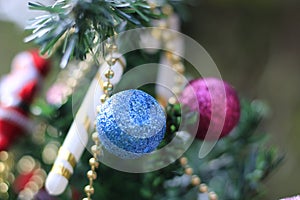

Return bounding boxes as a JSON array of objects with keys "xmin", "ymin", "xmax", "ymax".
[{"xmin": 96, "ymin": 89, "xmax": 166, "ymax": 159}]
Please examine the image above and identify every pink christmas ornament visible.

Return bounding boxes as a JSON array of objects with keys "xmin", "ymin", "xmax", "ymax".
[
  {"xmin": 281, "ymin": 196, "xmax": 300, "ymax": 200},
  {"xmin": 180, "ymin": 77, "xmax": 240, "ymax": 140}
]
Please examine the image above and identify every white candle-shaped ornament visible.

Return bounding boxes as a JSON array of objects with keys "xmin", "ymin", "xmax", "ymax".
[{"xmin": 45, "ymin": 53, "xmax": 125, "ymax": 195}]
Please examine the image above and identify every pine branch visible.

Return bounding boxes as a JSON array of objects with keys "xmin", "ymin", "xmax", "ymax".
[
  {"xmin": 160, "ymin": 100, "xmax": 283, "ymax": 200},
  {"xmin": 25, "ymin": 0, "xmax": 165, "ymax": 67}
]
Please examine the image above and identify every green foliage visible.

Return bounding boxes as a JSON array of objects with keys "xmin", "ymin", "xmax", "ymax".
[
  {"xmin": 20, "ymin": 1, "xmax": 283, "ymax": 200},
  {"xmin": 163, "ymin": 100, "xmax": 284, "ymax": 200},
  {"xmin": 15, "ymin": 34, "xmax": 283, "ymax": 200},
  {"xmin": 35, "ymin": 97, "xmax": 280, "ymax": 200},
  {"xmin": 25, "ymin": 0, "xmax": 165, "ymax": 67}
]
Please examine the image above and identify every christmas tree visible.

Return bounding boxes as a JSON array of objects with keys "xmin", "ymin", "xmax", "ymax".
[{"xmin": 0, "ymin": 0, "xmax": 287, "ymax": 199}]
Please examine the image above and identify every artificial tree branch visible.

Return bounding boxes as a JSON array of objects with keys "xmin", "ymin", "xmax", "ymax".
[{"xmin": 25, "ymin": 0, "xmax": 165, "ymax": 67}]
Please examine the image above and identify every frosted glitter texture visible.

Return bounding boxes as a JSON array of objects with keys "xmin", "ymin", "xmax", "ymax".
[
  {"xmin": 180, "ymin": 77, "xmax": 240, "ymax": 140},
  {"xmin": 280, "ymin": 196, "xmax": 300, "ymax": 200},
  {"xmin": 96, "ymin": 89, "xmax": 166, "ymax": 159}
]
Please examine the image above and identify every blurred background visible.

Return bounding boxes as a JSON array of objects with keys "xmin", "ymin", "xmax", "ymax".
[{"xmin": 0, "ymin": 0, "xmax": 299, "ymax": 199}]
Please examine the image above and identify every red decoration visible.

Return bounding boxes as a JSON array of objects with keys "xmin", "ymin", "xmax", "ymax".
[
  {"xmin": 180, "ymin": 77, "xmax": 240, "ymax": 140},
  {"xmin": 0, "ymin": 50, "xmax": 50, "ymax": 150},
  {"xmin": 71, "ymin": 187, "xmax": 82, "ymax": 200},
  {"xmin": 13, "ymin": 171, "xmax": 35, "ymax": 193},
  {"xmin": 0, "ymin": 109, "xmax": 28, "ymax": 150},
  {"xmin": 29, "ymin": 50, "xmax": 50, "ymax": 77}
]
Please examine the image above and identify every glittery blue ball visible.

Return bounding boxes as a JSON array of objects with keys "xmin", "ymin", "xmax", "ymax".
[{"xmin": 96, "ymin": 89, "xmax": 166, "ymax": 159}]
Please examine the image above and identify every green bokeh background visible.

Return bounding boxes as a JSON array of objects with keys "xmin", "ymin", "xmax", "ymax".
[{"xmin": 0, "ymin": 1, "xmax": 299, "ymax": 199}]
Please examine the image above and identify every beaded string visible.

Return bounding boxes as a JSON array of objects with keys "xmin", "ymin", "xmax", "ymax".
[
  {"xmin": 100, "ymin": 41, "xmax": 116, "ymax": 104},
  {"xmin": 160, "ymin": 5, "xmax": 218, "ymax": 200},
  {"xmin": 165, "ymin": 35, "xmax": 218, "ymax": 200},
  {"xmin": 83, "ymin": 39, "xmax": 117, "ymax": 200},
  {"xmin": 179, "ymin": 157, "xmax": 218, "ymax": 200},
  {"xmin": 165, "ymin": 53, "xmax": 218, "ymax": 199},
  {"xmin": 166, "ymin": 52, "xmax": 185, "ymax": 102},
  {"xmin": 82, "ymin": 132, "xmax": 101, "ymax": 200}
]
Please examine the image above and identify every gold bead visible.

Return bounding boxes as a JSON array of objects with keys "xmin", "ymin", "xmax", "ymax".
[
  {"xmin": 166, "ymin": 52, "xmax": 180, "ymax": 63},
  {"xmin": 162, "ymin": 32, "xmax": 174, "ymax": 42},
  {"xmin": 92, "ymin": 132, "xmax": 99, "ymax": 142},
  {"xmin": 191, "ymin": 175, "xmax": 201, "ymax": 186},
  {"xmin": 151, "ymin": 29, "xmax": 162, "ymax": 40},
  {"xmin": 179, "ymin": 157, "xmax": 188, "ymax": 166},
  {"xmin": 111, "ymin": 45, "xmax": 118, "ymax": 51},
  {"xmin": 184, "ymin": 167, "xmax": 193, "ymax": 175},
  {"xmin": 173, "ymin": 63, "xmax": 185, "ymax": 74},
  {"xmin": 106, "ymin": 58, "xmax": 117, "ymax": 66},
  {"xmin": 84, "ymin": 185, "xmax": 94, "ymax": 194},
  {"xmin": 158, "ymin": 20, "xmax": 167, "ymax": 29},
  {"xmin": 209, "ymin": 192, "xmax": 218, "ymax": 200},
  {"xmin": 105, "ymin": 69, "xmax": 114, "ymax": 79},
  {"xmin": 91, "ymin": 145, "xmax": 101, "ymax": 155},
  {"xmin": 175, "ymin": 76, "xmax": 183, "ymax": 84},
  {"xmin": 89, "ymin": 158, "xmax": 99, "ymax": 168},
  {"xmin": 199, "ymin": 183, "xmax": 208, "ymax": 193},
  {"xmin": 87, "ymin": 170, "xmax": 97, "ymax": 180},
  {"xmin": 105, "ymin": 44, "xmax": 118, "ymax": 52},
  {"xmin": 149, "ymin": 2, "xmax": 156, "ymax": 10},
  {"xmin": 168, "ymin": 97, "xmax": 178, "ymax": 105},
  {"xmin": 162, "ymin": 5, "xmax": 173, "ymax": 15},
  {"xmin": 103, "ymin": 81, "xmax": 113, "ymax": 91},
  {"xmin": 172, "ymin": 87, "xmax": 181, "ymax": 95},
  {"xmin": 79, "ymin": 61, "xmax": 89, "ymax": 71},
  {"xmin": 100, "ymin": 94, "xmax": 109, "ymax": 103},
  {"xmin": 74, "ymin": 71, "xmax": 83, "ymax": 80},
  {"xmin": 67, "ymin": 78, "xmax": 77, "ymax": 88}
]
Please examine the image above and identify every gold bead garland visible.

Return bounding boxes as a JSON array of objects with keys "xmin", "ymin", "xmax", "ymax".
[
  {"xmin": 164, "ymin": 52, "xmax": 185, "ymax": 99},
  {"xmin": 160, "ymin": 6, "xmax": 218, "ymax": 200},
  {"xmin": 153, "ymin": 6, "xmax": 185, "ymax": 107},
  {"xmin": 83, "ymin": 40, "xmax": 118, "ymax": 200},
  {"xmin": 179, "ymin": 157, "xmax": 218, "ymax": 200},
  {"xmin": 83, "ymin": 133, "xmax": 101, "ymax": 200}
]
